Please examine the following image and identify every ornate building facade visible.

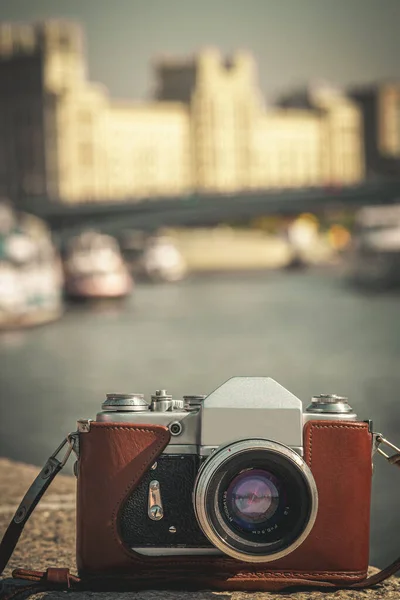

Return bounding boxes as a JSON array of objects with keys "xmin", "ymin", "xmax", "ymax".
[{"xmin": 0, "ymin": 20, "xmax": 365, "ymax": 204}]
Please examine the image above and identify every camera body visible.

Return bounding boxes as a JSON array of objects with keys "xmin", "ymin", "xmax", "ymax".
[{"xmin": 75, "ymin": 377, "xmax": 373, "ymax": 587}]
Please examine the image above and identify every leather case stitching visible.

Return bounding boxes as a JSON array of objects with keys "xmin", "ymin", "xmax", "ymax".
[
  {"xmin": 306, "ymin": 421, "xmax": 369, "ymax": 466},
  {"xmin": 90, "ymin": 424, "xmax": 168, "ymax": 433},
  {"xmin": 223, "ymin": 570, "xmax": 367, "ymax": 580}
]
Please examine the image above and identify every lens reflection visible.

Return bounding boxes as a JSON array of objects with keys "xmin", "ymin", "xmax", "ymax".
[{"xmin": 226, "ymin": 469, "xmax": 279, "ymax": 529}]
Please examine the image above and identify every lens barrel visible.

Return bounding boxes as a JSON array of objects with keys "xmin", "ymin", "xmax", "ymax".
[{"xmin": 193, "ymin": 439, "xmax": 318, "ymax": 563}]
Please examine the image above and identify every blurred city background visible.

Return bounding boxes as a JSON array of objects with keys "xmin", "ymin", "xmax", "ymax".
[{"xmin": 0, "ymin": 0, "xmax": 400, "ymax": 571}]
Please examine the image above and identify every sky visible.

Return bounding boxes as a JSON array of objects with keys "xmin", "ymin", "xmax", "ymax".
[{"xmin": 0, "ymin": 0, "xmax": 398, "ymax": 103}]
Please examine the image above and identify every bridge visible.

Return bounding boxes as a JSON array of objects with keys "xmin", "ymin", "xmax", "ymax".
[{"xmin": 19, "ymin": 180, "xmax": 400, "ymax": 242}]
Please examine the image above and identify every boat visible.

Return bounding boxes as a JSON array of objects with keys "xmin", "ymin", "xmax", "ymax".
[
  {"xmin": 347, "ymin": 205, "xmax": 400, "ymax": 289},
  {"xmin": 122, "ymin": 231, "xmax": 187, "ymax": 283},
  {"xmin": 0, "ymin": 202, "xmax": 64, "ymax": 329},
  {"xmin": 64, "ymin": 231, "xmax": 133, "ymax": 299},
  {"xmin": 140, "ymin": 234, "xmax": 187, "ymax": 282}
]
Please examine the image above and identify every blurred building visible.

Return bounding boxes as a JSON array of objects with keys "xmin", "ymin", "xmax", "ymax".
[
  {"xmin": 349, "ymin": 83, "xmax": 400, "ymax": 179},
  {"xmin": 275, "ymin": 86, "xmax": 364, "ymax": 187},
  {"xmin": 156, "ymin": 58, "xmax": 364, "ymax": 191},
  {"xmin": 0, "ymin": 20, "xmax": 365, "ymax": 204}
]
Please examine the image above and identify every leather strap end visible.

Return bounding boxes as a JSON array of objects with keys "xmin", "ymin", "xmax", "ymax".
[
  {"xmin": 12, "ymin": 569, "xmax": 43, "ymax": 583},
  {"xmin": 12, "ymin": 567, "xmax": 79, "ymax": 589}
]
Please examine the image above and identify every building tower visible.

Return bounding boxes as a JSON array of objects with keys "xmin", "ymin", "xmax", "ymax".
[
  {"xmin": 0, "ymin": 20, "xmax": 85, "ymax": 204},
  {"xmin": 154, "ymin": 49, "xmax": 264, "ymax": 192}
]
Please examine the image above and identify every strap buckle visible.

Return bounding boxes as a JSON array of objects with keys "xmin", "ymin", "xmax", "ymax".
[
  {"xmin": 374, "ymin": 434, "xmax": 400, "ymax": 462},
  {"xmin": 50, "ymin": 433, "xmax": 78, "ymax": 468}
]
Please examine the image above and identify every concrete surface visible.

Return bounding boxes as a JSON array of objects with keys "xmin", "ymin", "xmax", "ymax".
[{"xmin": 0, "ymin": 457, "xmax": 399, "ymax": 599}]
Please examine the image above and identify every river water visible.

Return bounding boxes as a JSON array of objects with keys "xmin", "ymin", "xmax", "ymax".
[{"xmin": 0, "ymin": 268, "xmax": 399, "ymax": 568}]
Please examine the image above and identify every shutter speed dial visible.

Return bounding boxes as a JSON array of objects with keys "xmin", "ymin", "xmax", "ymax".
[{"xmin": 306, "ymin": 394, "xmax": 353, "ymax": 414}]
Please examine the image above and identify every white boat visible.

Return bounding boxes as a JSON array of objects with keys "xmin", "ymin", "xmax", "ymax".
[
  {"xmin": 64, "ymin": 231, "xmax": 133, "ymax": 299},
  {"xmin": 140, "ymin": 235, "xmax": 187, "ymax": 282}
]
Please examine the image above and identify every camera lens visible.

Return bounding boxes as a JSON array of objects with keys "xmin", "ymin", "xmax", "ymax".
[{"xmin": 193, "ymin": 439, "xmax": 318, "ymax": 563}]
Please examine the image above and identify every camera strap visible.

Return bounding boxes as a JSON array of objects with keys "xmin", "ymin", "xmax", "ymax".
[{"xmin": 1, "ymin": 433, "xmax": 400, "ymax": 599}]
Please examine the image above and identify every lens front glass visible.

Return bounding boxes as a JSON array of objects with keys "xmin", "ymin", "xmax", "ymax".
[
  {"xmin": 215, "ymin": 454, "xmax": 309, "ymax": 549},
  {"xmin": 225, "ymin": 469, "xmax": 280, "ymax": 530}
]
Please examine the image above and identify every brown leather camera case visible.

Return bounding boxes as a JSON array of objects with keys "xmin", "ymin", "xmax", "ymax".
[{"xmin": 76, "ymin": 420, "xmax": 372, "ymax": 591}]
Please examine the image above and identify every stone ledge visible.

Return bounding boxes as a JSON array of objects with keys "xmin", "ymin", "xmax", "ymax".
[{"xmin": 1, "ymin": 458, "xmax": 399, "ymax": 599}]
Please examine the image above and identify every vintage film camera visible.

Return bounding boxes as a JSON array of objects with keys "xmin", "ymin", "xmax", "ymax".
[{"xmin": 74, "ymin": 376, "xmax": 376, "ymax": 585}]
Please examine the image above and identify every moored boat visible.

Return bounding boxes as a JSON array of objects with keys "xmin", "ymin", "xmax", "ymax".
[
  {"xmin": 122, "ymin": 231, "xmax": 187, "ymax": 283},
  {"xmin": 0, "ymin": 202, "xmax": 64, "ymax": 329},
  {"xmin": 64, "ymin": 231, "xmax": 133, "ymax": 299},
  {"xmin": 140, "ymin": 234, "xmax": 187, "ymax": 283}
]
